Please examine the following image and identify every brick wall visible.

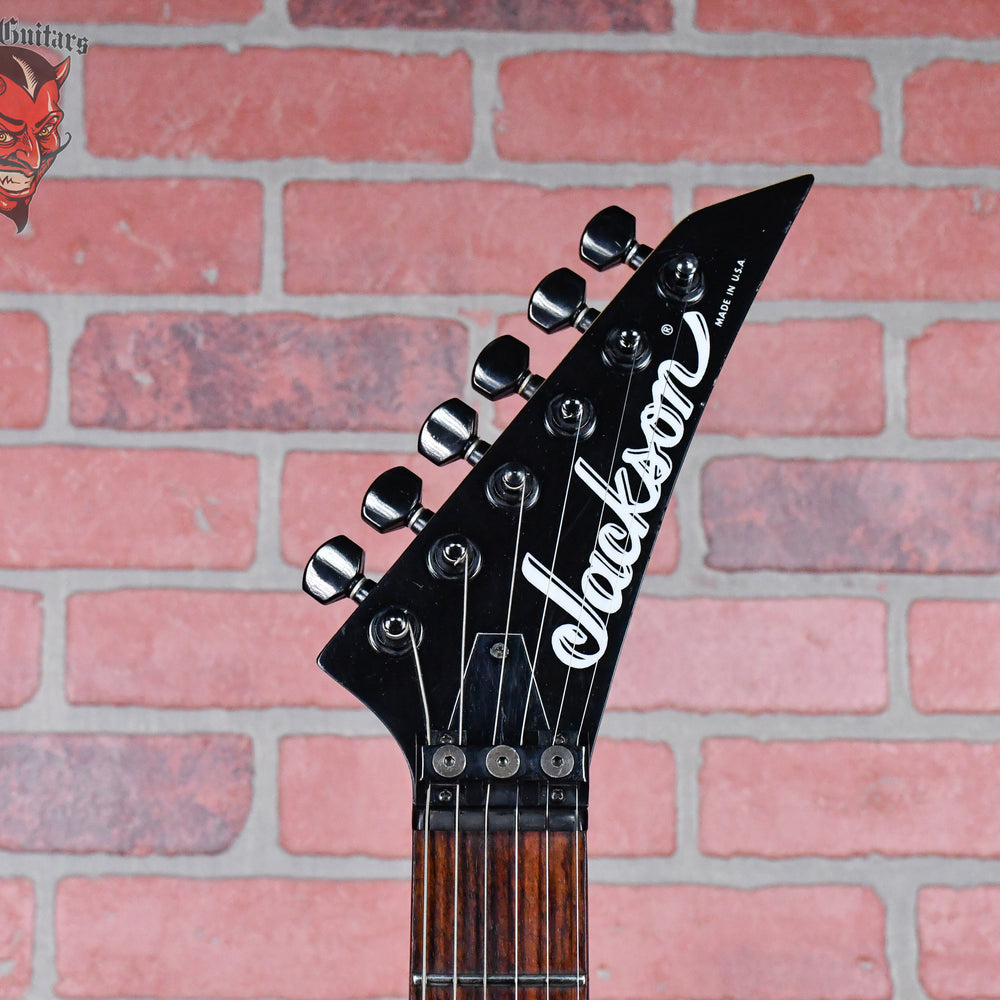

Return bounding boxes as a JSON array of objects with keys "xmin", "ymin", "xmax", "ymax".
[{"xmin": 2, "ymin": 1, "xmax": 999, "ymax": 998}]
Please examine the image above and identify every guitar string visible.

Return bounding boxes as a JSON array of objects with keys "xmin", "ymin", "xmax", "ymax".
[
  {"xmin": 574, "ymin": 774, "xmax": 581, "ymax": 1000},
  {"xmin": 492, "ymin": 476, "xmax": 528, "ymax": 745},
  {"xmin": 550, "ymin": 355, "xmax": 638, "ymax": 746},
  {"xmin": 459, "ymin": 543, "xmax": 470, "ymax": 741},
  {"xmin": 482, "ymin": 782, "xmax": 491, "ymax": 1000},
  {"xmin": 452, "ymin": 550, "xmax": 469, "ymax": 1000},
  {"xmin": 573, "ymin": 322, "xmax": 685, "ymax": 741},
  {"xmin": 421, "ymin": 783, "xmax": 431, "ymax": 1000},
  {"xmin": 410, "ymin": 623, "xmax": 432, "ymax": 747},
  {"xmin": 545, "ymin": 789, "xmax": 551, "ymax": 1000},
  {"xmin": 453, "ymin": 776, "xmax": 460, "ymax": 1000},
  {"xmin": 521, "ymin": 415, "xmax": 585, "ymax": 746},
  {"xmin": 514, "ymin": 784, "xmax": 520, "ymax": 1000}
]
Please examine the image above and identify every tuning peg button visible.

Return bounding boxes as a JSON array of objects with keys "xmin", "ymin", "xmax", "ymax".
[
  {"xmin": 418, "ymin": 398, "xmax": 490, "ymax": 466},
  {"xmin": 580, "ymin": 206, "xmax": 651, "ymax": 271},
  {"xmin": 303, "ymin": 536, "xmax": 374, "ymax": 605},
  {"xmin": 362, "ymin": 467, "xmax": 434, "ymax": 534},
  {"xmin": 528, "ymin": 268, "xmax": 600, "ymax": 334},
  {"xmin": 472, "ymin": 336, "xmax": 544, "ymax": 401}
]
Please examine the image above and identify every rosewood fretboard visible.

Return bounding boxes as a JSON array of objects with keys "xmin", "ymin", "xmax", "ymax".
[{"xmin": 410, "ymin": 821, "xmax": 588, "ymax": 1000}]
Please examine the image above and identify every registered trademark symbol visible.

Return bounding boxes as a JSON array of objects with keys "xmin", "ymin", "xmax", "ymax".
[{"xmin": 660, "ymin": 323, "xmax": 674, "ymax": 335}]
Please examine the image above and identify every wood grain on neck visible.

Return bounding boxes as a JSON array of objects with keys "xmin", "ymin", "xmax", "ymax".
[{"xmin": 410, "ymin": 819, "xmax": 588, "ymax": 1000}]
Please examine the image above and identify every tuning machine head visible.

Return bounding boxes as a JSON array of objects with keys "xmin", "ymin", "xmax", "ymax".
[
  {"xmin": 303, "ymin": 536, "xmax": 374, "ymax": 605},
  {"xmin": 418, "ymin": 398, "xmax": 491, "ymax": 466},
  {"xmin": 472, "ymin": 335, "xmax": 544, "ymax": 401},
  {"xmin": 362, "ymin": 467, "xmax": 434, "ymax": 534},
  {"xmin": 580, "ymin": 206, "xmax": 652, "ymax": 272},
  {"xmin": 528, "ymin": 268, "xmax": 599, "ymax": 334}
]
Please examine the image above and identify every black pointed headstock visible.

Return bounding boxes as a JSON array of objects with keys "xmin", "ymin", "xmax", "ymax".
[{"xmin": 305, "ymin": 176, "xmax": 812, "ymax": 822}]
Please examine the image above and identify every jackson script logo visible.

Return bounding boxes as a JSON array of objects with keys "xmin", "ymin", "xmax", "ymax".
[
  {"xmin": 521, "ymin": 307, "xmax": 713, "ymax": 670},
  {"xmin": 0, "ymin": 42, "xmax": 74, "ymax": 233}
]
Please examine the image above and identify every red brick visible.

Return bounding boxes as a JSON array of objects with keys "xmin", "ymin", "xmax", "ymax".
[
  {"xmin": 905, "ymin": 61, "xmax": 1000, "ymax": 165},
  {"xmin": 705, "ymin": 318, "xmax": 884, "ymax": 435},
  {"xmin": 279, "ymin": 736, "xmax": 675, "ymax": 858},
  {"xmin": 702, "ymin": 739, "xmax": 1000, "ymax": 857},
  {"xmin": 0, "ymin": 734, "xmax": 250, "ymax": 854},
  {"xmin": 0, "ymin": 880, "xmax": 32, "ymax": 998},
  {"xmin": 497, "ymin": 54, "xmax": 878, "ymax": 164},
  {"xmin": 56, "ymin": 877, "xmax": 410, "ymax": 998},
  {"xmin": 0, "ymin": 313, "xmax": 47, "ymax": 428},
  {"xmin": 289, "ymin": 0, "xmax": 671, "ymax": 30},
  {"xmin": 908, "ymin": 321, "xmax": 1000, "ymax": 437},
  {"xmin": 703, "ymin": 458, "xmax": 1000, "ymax": 573},
  {"xmin": 11, "ymin": 1, "xmax": 261, "ymax": 23},
  {"xmin": 0, "ymin": 447, "xmax": 256, "ymax": 569},
  {"xmin": 66, "ymin": 590, "xmax": 357, "ymax": 709},
  {"xmin": 86, "ymin": 47, "xmax": 471, "ymax": 162},
  {"xmin": 281, "ymin": 451, "xmax": 469, "ymax": 572},
  {"xmin": 284, "ymin": 182, "xmax": 672, "ymax": 296},
  {"xmin": 696, "ymin": 185, "xmax": 1000, "ymax": 301},
  {"xmin": 0, "ymin": 591, "xmax": 41, "ymax": 709},
  {"xmin": 910, "ymin": 601, "xmax": 1000, "ymax": 712},
  {"xmin": 612, "ymin": 597, "xmax": 887, "ymax": 714},
  {"xmin": 70, "ymin": 313, "xmax": 467, "ymax": 432},
  {"xmin": 696, "ymin": 0, "xmax": 1000, "ymax": 37},
  {"xmin": 919, "ymin": 887, "xmax": 1000, "ymax": 999},
  {"xmin": 0, "ymin": 180, "xmax": 260, "ymax": 293},
  {"xmin": 590, "ymin": 884, "xmax": 889, "ymax": 999}
]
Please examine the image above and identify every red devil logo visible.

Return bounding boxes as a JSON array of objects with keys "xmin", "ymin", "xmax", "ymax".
[{"xmin": 0, "ymin": 46, "xmax": 69, "ymax": 233}]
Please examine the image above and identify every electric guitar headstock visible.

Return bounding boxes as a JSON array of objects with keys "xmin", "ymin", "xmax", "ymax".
[{"xmin": 304, "ymin": 176, "xmax": 812, "ymax": 830}]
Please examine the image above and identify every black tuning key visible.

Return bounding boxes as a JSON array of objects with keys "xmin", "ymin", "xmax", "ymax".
[
  {"xmin": 362, "ymin": 467, "xmax": 434, "ymax": 534},
  {"xmin": 418, "ymin": 398, "xmax": 491, "ymax": 466},
  {"xmin": 579, "ymin": 205, "xmax": 652, "ymax": 271},
  {"xmin": 528, "ymin": 268, "xmax": 600, "ymax": 334},
  {"xmin": 303, "ymin": 536, "xmax": 374, "ymax": 605},
  {"xmin": 472, "ymin": 335, "xmax": 544, "ymax": 401}
]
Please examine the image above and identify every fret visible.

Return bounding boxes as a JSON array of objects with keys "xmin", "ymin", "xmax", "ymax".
[{"xmin": 411, "ymin": 825, "xmax": 588, "ymax": 1000}]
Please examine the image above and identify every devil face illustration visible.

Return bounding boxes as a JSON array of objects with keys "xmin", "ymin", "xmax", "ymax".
[{"xmin": 0, "ymin": 47, "xmax": 69, "ymax": 232}]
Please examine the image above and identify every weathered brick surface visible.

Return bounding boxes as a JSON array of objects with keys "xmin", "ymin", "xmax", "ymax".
[
  {"xmin": 497, "ymin": 54, "xmax": 878, "ymax": 164},
  {"xmin": 0, "ymin": 880, "xmax": 32, "ymax": 998},
  {"xmin": 0, "ymin": 735, "xmax": 251, "ymax": 854},
  {"xmin": 279, "ymin": 736, "xmax": 675, "ymax": 858},
  {"xmin": 281, "ymin": 451, "xmax": 469, "ymax": 572},
  {"xmin": 697, "ymin": 185, "xmax": 1000, "ymax": 300},
  {"xmin": 0, "ymin": 591, "xmax": 41, "ymax": 709},
  {"xmin": 702, "ymin": 739, "xmax": 1000, "ymax": 857},
  {"xmin": 86, "ymin": 48, "xmax": 472, "ymax": 162},
  {"xmin": 703, "ymin": 458, "xmax": 1000, "ymax": 573},
  {"xmin": 905, "ymin": 61, "xmax": 1000, "ymax": 166},
  {"xmin": 0, "ymin": 313, "xmax": 48, "ymax": 429},
  {"xmin": 612, "ymin": 597, "xmax": 887, "ymax": 713},
  {"xmin": 66, "ymin": 590, "xmax": 355, "ymax": 709},
  {"xmin": 705, "ymin": 318, "xmax": 885, "ymax": 436},
  {"xmin": 696, "ymin": 0, "xmax": 1000, "ymax": 37},
  {"xmin": 284, "ymin": 182, "xmax": 672, "ymax": 296},
  {"xmin": 288, "ymin": 0, "xmax": 672, "ymax": 30},
  {"xmin": 56, "ymin": 877, "xmax": 410, "ymax": 999},
  {"xmin": 0, "ymin": 180, "xmax": 260, "ymax": 293},
  {"xmin": 14, "ymin": 0, "xmax": 261, "ymax": 22},
  {"xmin": 919, "ymin": 887, "xmax": 1000, "ymax": 1000},
  {"xmin": 910, "ymin": 601, "xmax": 1000, "ymax": 712},
  {"xmin": 590, "ymin": 884, "xmax": 889, "ymax": 999},
  {"xmin": 0, "ymin": 447, "xmax": 257, "ymax": 569},
  {"xmin": 70, "ymin": 313, "xmax": 468, "ymax": 431},
  {"xmin": 908, "ymin": 321, "xmax": 1000, "ymax": 437}
]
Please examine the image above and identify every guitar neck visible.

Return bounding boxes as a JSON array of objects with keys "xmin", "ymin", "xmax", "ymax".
[{"xmin": 410, "ymin": 807, "xmax": 588, "ymax": 1000}]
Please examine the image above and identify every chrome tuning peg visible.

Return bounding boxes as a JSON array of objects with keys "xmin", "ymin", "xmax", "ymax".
[
  {"xmin": 303, "ymin": 536, "xmax": 374, "ymax": 605},
  {"xmin": 528, "ymin": 268, "xmax": 600, "ymax": 334},
  {"xmin": 418, "ymin": 398, "xmax": 491, "ymax": 466},
  {"xmin": 472, "ymin": 335, "xmax": 544, "ymax": 401},
  {"xmin": 362, "ymin": 467, "xmax": 434, "ymax": 534},
  {"xmin": 579, "ymin": 205, "xmax": 651, "ymax": 271}
]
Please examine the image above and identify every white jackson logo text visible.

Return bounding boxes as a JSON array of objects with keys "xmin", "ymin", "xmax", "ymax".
[{"xmin": 521, "ymin": 308, "xmax": 712, "ymax": 670}]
